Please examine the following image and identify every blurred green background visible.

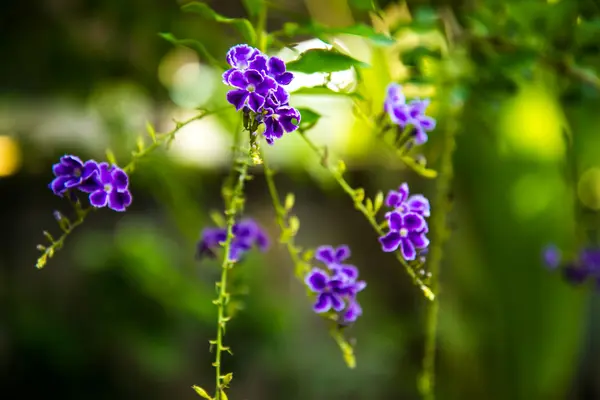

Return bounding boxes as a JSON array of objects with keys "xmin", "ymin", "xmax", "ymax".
[{"xmin": 2, "ymin": 0, "xmax": 600, "ymax": 399}]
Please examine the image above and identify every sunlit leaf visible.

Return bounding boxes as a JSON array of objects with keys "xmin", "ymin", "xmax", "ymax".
[
  {"xmin": 159, "ymin": 33, "xmax": 225, "ymax": 69},
  {"xmin": 297, "ymin": 108, "xmax": 321, "ymax": 127},
  {"xmin": 181, "ymin": 2, "xmax": 257, "ymax": 45},
  {"xmin": 286, "ymin": 49, "xmax": 369, "ymax": 74},
  {"xmin": 291, "ymin": 85, "xmax": 362, "ymax": 99},
  {"xmin": 279, "ymin": 22, "xmax": 394, "ymax": 46}
]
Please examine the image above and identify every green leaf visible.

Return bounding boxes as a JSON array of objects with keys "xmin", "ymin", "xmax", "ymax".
[
  {"xmin": 192, "ymin": 385, "xmax": 213, "ymax": 399},
  {"xmin": 159, "ymin": 33, "xmax": 224, "ymax": 69},
  {"xmin": 297, "ymin": 108, "xmax": 321, "ymax": 126},
  {"xmin": 181, "ymin": 2, "xmax": 257, "ymax": 45},
  {"xmin": 286, "ymin": 49, "xmax": 369, "ymax": 74},
  {"xmin": 241, "ymin": 0, "xmax": 264, "ymax": 17},
  {"xmin": 349, "ymin": 0, "xmax": 378, "ymax": 11},
  {"xmin": 278, "ymin": 22, "xmax": 394, "ymax": 46},
  {"xmin": 291, "ymin": 86, "xmax": 362, "ymax": 99}
]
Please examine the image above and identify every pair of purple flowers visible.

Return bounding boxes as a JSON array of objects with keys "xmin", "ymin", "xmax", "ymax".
[
  {"xmin": 543, "ymin": 244, "xmax": 600, "ymax": 287},
  {"xmin": 50, "ymin": 155, "xmax": 133, "ymax": 212},
  {"xmin": 197, "ymin": 218, "xmax": 270, "ymax": 262},
  {"xmin": 305, "ymin": 245, "xmax": 366, "ymax": 324},
  {"xmin": 379, "ymin": 183, "xmax": 430, "ymax": 261},
  {"xmin": 384, "ymin": 83, "xmax": 436, "ymax": 145},
  {"xmin": 223, "ymin": 44, "xmax": 301, "ymax": 145}
]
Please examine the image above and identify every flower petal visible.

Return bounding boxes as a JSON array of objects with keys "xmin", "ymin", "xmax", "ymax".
[
  {"xmin": 248, "ymin": 54, "xmax": 268, "ymax": 72},
  {"xmin": 409, "ymin": 231, "xmax": 430, "ymax": 249},
  {"xmin": 403, "ymin": 212, "xmax": 426, "ymax": 232},
  {"xmin": 226, "ymin": 89, "xmax": 249, "ymax": 111},
  {"xmin": 399, "ymin": 237, "xmax": 417, "ymax": 260},
  {"xmin": 60, "ymin": 155, "xmax": 83, "ymax": 169},
  {"xmin": 413, "ymin": 127, "xmax": 428, "ymax": 145},
  {"xmin": 222, "ymin": 69, "xmax": 235, "ymax": 85},
  {"xmin": 108, "ymin": 189, "xmax": 132, "ymax": 212},
  {"xmin": 379, "ymin": 231, "xmax": 401, "ymax": 252},
  {"xmin": 244, "ymin": 69, "xmax": 264, "ymax": 85},
  {"xmin": 542, "ymin": 244, "xmax": 561, "ymax": 270},
  {"xmin": 330, "ymin": 294, "xmax": 346, "ymax": 312},
  {"xmin": 52, "ymin": 162, "xmax": 73, "ymax": 176},
  {"xmin": 334, "ymin": 245, "xmax": 351, "ymax": 262},
  {"xmin": 111, "ymin": 168, "xmax": 129, "ymax": 191},
  {"xmin": 267, "ymin": 57, "xmax": 286, "ymax": 75},
  {"xmin": 81, "ymin": 160, "xmax": 99, "ymax": 180},
  {"xmin": 313, "ymin": 293, "xmax": 332, "ymax": 313},
  {"xmin": 50, "ymin": 176, "xmax": 70, "ymax": 195},
  {"xmin": 276, "ymin": 72, "xmax": 294, "ymax": 85},
  {"xmin": 315, "ymin": 245, "xmax": 336, "ymax": 264},
  {"xmin": 418, "ymin": 115, "xmax": 436, "ymax": 131},
  {"xmin": 227, "ymin": 70, "xmax": 246, "ymax": 89},
  {"xmin": 89, "ymin": 190, "xmax": 109, "ymax": 208},
  {"xmin": 247, "ymin": 92, "xmax": 265, "ymax": 113},
  {"xmin": 342, "ymin": 301, "xmax": 362, "ymax": 323},
  {"xmin": 387, "ymin": 211, "xmax": 403, "ymax": 231},
  {"xmin": 305, "ymin": 268, "xmax": 329, "ymax": 292},
  {"xmin": 97, "ymin": 162, "xmax": 112, "ymax": 184},
  {"xmin": 406, "ymin": 194, "xmax": 430, "ymax": 217}
]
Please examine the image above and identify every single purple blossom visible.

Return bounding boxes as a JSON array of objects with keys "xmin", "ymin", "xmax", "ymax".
[
  {"xmin": 87, "ymin": 162, "xmax": 132, "ymax": 212},
  {"xmin": 305, "ymin": 268, "xmax": 347, "ymax": 313},
  {"xmin": 407, "ymin": 99, "xmax": 436, "ymax": 145},
  {"xmin": 263, "ymin": 106, "xmax": 300, "ymax": 145},
  {"xmin": 385, "ymin": 182, "xmax": 431, "ymax": 218},
  {"xmin": 379, "ymin": 211, "xmax": 429, "ymax": 260},
  {"xmin": 226, "ymin": 69, "xmax": 277, "ymax": 112},
  {"xmin": 384, "ymin": 83, "xmax": 406, "ymax": 116},
  {"xmin": 196, "ymin": 218, "xmax": 270, "ymax": 262},
  {"xmin": 50, "ymin": 155, "xmax": 99, "ymax": 196},
  {"xmin": 542, "ymin": 244, "xmax": 561, "ymax": 270},
  {"xmin": 342, "ymin": 300, "xmax": 363, "ymax": 323}
]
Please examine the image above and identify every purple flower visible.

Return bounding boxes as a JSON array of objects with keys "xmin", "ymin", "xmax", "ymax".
[
  {"xmin": 266, "ymin": 56, "xmax": 294, "ymax": 85},
  {"xmin": 379, "ymin": 211, "xmax": 429, "ymax": 260},
  {"xmin": 226, "ymin": 69, "xmax": 277, "ymax": 112},
  {"xmin": 542, "ymin": 244, "xmax": 561, "ymax": 270},
  {"xmin": 196, "ymin": 218, "xmax": 270, "ymax": 262},
  {"xmin": 263, "ymin": 106, "xmax": 300, "ymax": 145},
  {"xmin": 407, "ymin": 99, "xmax": 436, "ymax": 145},
  {"xmin": 86, "ymin": 162, "xmax": 132, "ymax": 212},
  {"xmin": 385, "ymin": 182, "xmax": 430, "ymax": 218},
  {"xmin": 50, "ymin": 155, "xmax": 99, "ymax": 196},
  {"xmin": 383, "ymin": 83, "xmax": 436, "ymax": 144},
  {"xmin": 306, "ymin": 244, "xmax": 366, "ymax": 324}
]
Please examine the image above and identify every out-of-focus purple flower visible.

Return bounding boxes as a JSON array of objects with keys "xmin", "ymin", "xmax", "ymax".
[
  {"xmin": 385, "ymin": 182, "xmax": 431, "ymax": 218},
  {"xmin": 86, "ymin": 162, "xmax": 132, "ymax": 212},
  {"xmin": 305, "ymin": 244, "xmax": 366, "ymax": 324},
  {"xmin": 408, "ymin": 99, "xmax": 436, "ymax": 145},
  {"xmin": 226, "ymin": 69, "xmax": 277, "ymax": 112},
  {"xmin": 50, "ymin": 155, "xmax": 99, "ymax": 196},
  {"xmin": 542, "ymin": 244, "xmax": 561, "ymax": 270},
  {"xmin": 383, "ymin": 83, "xmax": 436, "ymax": 145},
  {"xmin": 263, "ymin": 106, "xmax": 300, "ymax": 145},
  {"xmin": 196, "ymin": 218, "xmax": 270, "ymax": 262},
  {"xmin": 379, "ymin": 211, "xmax": 429, "ymax": 260}
]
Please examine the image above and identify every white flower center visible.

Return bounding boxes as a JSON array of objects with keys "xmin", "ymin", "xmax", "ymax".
[
  {"xmin": 104, "ymin": 183, "xmax": 112, "ymax": 192},
  {"xmin": 399, "ymin": 228, "xmax": 408, "ymax": 238},
  {"xmin": 247, "ymin": 84, "xmax": 256, "ymax": 92}
]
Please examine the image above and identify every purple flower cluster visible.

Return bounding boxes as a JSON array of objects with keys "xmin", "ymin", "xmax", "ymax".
[
  {"xmin": 305, "ymin": 245, "xmax": 366, "ymax": 324},
  {"xmin": 384, "ymin": 83, "xmax": 436, "ymax": 145},
  {"xmin": 222, "ymin": 44, "xmax": 301, "ymax": 145},
  {"xmin": 197, "ymin": 218, "xmax": 270, "ymax": 262},
  {"xmin": 379, "ymin": 183, "xmax": 430, "ymax": 261},
  {"xmin": 543, "ymin": 244, "xmax": 600, "ymax": 286},
  {"xmin": 50, "ymin": 155, "xmax": 133, "ymax": 212}
]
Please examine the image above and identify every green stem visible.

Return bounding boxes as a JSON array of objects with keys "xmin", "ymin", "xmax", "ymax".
[
  {"xmin": 418, "ymin": 110, "xmax": 458, "ymax": 400},
  {"xmin": 36, "ymin": 110, "xmax": 222, "ymax": 269},
  {"xmin": 298, "ymin": 131, "xmax": 435, "ymax": 301},
  {"xmin": 214, "ymin": 149, "xmax": 250, "ymax": 400}
]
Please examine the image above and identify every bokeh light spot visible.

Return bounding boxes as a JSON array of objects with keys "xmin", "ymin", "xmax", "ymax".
[
  {"xmin": 577, "ymin": 167, "xmax": 600, "ymax": 210},
  {"xmin": 0, "ymin": 135, "xmax": 21, "ymax": 177}
]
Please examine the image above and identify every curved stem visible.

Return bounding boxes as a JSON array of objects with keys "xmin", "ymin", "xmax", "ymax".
[
  {"xmin": 298, "ymin": 131, "xmax": 435, "ymax": 300},
  {"xmin": 36, "ymin": 110, "xmax": 222, "ymax": 269}
]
